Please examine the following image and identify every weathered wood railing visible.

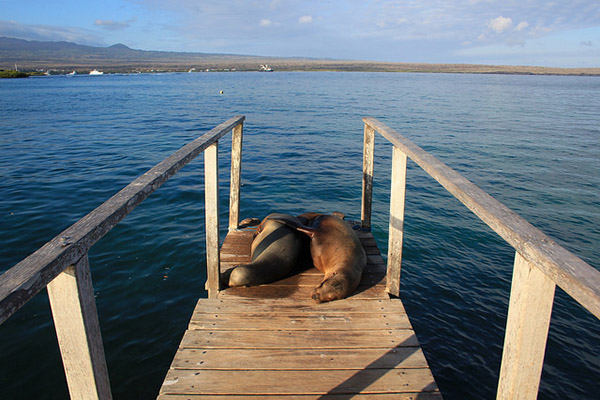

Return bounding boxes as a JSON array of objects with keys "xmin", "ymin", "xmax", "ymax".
[
  {"xmin": 360, "ymin": 117, "xmax": 600, "ymax": 400},
  {"xmin": 0, "ymin": 116, "xmax": 245, "ymax": 399}
]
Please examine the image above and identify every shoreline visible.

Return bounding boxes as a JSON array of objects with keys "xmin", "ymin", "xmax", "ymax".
[
  {"xmin": 2, "ymin": 58, "xmax": 600, "ymax": 78},
  {"xmin": 2, "ymin": 37, "xmax": 598, "ymax": 77},
  {"xmin": 3, "ymin": 63, "xmax": 600, "ymax": 77}
]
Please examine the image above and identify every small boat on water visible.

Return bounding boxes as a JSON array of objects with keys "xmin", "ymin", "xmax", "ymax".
[
  {"xmin": 67, "ymin": 71, "xmax": 76, "ymax": 76},
  {"xmin": 260, "ymin": 64, "xmax": 274, "ymax": 72},
  {"xmin": 89, "ymin": 69, "xmax": 104, "ymax": 75}
]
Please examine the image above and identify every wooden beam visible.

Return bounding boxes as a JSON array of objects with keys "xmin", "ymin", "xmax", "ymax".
[
  {"xmin": 361, "ymin": 123, "xmax": 375, "ymax": 229},
  {"xmin": 387, "ymin": 146, "xmax": 407, "ymax": 297},
  {"xmin": 47, "ymin": 255, "xmax": 112, "ymax": 400},
  {"xmin": 228, "ymin": 122, "xmax": 244, "ymax": 231},
  {"xmin": 497, "ymin": 252, "xmax": 555, "ymax": 399},
  {"xmin": 204, "ymin": 142, "xmax": 220, "ymax": 298}
]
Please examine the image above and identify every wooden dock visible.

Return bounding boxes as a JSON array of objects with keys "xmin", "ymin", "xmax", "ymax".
[
  {"xmin": 158, "ymin": 227, "xmax": 442, "ymax": 399},
  {"xmin": 2, "ymin": 116, "xmax": 598, "ymax": 400}
]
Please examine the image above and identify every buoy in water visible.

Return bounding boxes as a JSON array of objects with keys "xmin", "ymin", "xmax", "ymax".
[{"xmin": 219, "ymin": 90, "xmax": 224, "ymax": 94}]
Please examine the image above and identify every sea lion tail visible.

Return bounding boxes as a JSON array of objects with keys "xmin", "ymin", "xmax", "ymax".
[{"xmin": 267, "ymin": 215, "xmax": 317, "ymax": 238}]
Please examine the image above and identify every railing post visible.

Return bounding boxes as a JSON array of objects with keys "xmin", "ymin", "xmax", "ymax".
[
  {"xmin": 229, "ymin": 123, "xmax": 244, "ymax": 231},
  {"xmin": 204, "ymin": 141, "xmax": 220, "ymax": 298},
  {"xmin": 386, "ymin": 146, "xmax": 407, "ymax": 297},
  {"xmin": 361, "ymin": 123, "xmax": 375, "ymax": 229},
  {"xmin": 497, "ymin": 252, "xmax": 556, "ymax": 400},
  {"xmin": 47, "ymin": 255, "xmax": 112, "ymax": 400}
]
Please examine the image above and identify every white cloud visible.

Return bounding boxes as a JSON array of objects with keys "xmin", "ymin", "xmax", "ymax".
[
  {"xmin": 6, "ymin": 0, "xmax": 598, "ymax": 66},
  {"xmin": 489, "ymin": 16, "xmax": 513, "ymax": 33},
  {"xmin": 506, "ymin": 37, "xmax": 526, "ymax": 47},
  {"xmin": 95, "ymin": 18, "xmax": 137, "ymax": 31},
  {"xmin": 531, "ymin": 25, "xmax": 553, "ymax": 36},
  {"xmin": 515, "ymin": 21, "xmax": 529, "ymax": 31}
]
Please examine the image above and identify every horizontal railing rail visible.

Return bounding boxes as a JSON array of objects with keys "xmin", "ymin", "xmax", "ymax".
[
  {"xmin": 361, "ymin": 117, "xmax": 599, "ymax": 399},
  {"xmin": 0, "ymin": 115, "xmax": 245, "ymax": 399}
]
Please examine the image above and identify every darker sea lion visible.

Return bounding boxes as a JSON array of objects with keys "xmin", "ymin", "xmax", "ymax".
[
  {"xmin": 274, "ymin": 212, "xmax": 366, "ymax": 302},
  {"xmin": 228, "ymin": 213, "xmax": 308, "ymax": 287}
]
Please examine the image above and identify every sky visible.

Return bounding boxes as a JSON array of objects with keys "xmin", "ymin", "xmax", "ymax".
[{"xmin": 1, "ymin": 0, "xmax": 599, "ymax": 67}]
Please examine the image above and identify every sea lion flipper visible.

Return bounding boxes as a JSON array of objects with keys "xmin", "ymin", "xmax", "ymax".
[
  {"xmin": 267, "ymin": 215, "xmax": 317, "ymax": 238},
  {"xmin": 296, "ymin": 226, "xmax": 317, "ymax": 238}
]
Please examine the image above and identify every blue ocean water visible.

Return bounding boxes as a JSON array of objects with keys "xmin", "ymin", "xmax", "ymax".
[{"xmin": 0, "ymin": 72, "xmax": 598, "ymax": 399}]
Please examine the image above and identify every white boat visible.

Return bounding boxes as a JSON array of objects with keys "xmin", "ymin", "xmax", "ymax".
[
  {"xmin": 260, "ymin": 64, "xmax": 274, "ymax": 72},
  {"xmin": 89, "ymin": 69, "xmax": 104, "ymax": 75},
  {"xmin": 67, "ymin": 71, "xmax": 76, "ymax": 76}
]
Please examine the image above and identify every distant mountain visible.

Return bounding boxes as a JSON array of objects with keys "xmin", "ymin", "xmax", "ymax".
[
  {"xmin": 2, "ymin": 36, "xmax": 599, "ymax": 75},
  {"xmin": 0, "ymin": 36, "xmax": 273, "ymax": 71}
]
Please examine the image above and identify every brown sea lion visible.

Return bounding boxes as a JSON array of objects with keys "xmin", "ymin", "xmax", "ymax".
[
  {"xmin": 274, "ymin": 212, "xmax": 366, "ymax": 302},
  {"xmin": 227, "ymin": 213, "xmax": 308, "ymax": 287}
]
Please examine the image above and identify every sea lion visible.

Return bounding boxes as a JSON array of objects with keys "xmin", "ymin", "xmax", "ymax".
[
  {"xmin": 274, "ymin": 212, "xmax": 366, "ymax": 302},
  {"xmin": 227, "ymin": 213, "xmax": 308, "ymax": 287}
]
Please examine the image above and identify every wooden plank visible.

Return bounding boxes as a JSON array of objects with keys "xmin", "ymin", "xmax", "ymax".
[
  {"xmin": 387, "ymin": 146, "xmax": 407, "ymax": 297},
  {"xmin": 228, "ymin": 123, "xmax": 244, "ymax": 230},
  {"xmin": 293, "ymin": 266, "xmax": 383, "ymax": 276},
  {"xmin": 0, "ymin": 116, "xmax": 245, "ymax": 324},
  {"xmin": 160, "ymin": 368, "xmax": 437, "ymax": 395},
  {"xmin": 497, "ymin": 252, "xmax": 555, "ymax": 399},
  {"xmin": 237, "ymin": 270, "xmax": 385, "ymax": 287},
  {"xmin": 218, "ymin": 283, "xmax": 387, "ymax": 300},
  {"xmin": 179, "ymin": 329, "xmax": 418, "ymax": 349},
  {"xmin": 357, "ymin": 232, "xmax": 379, "ymax": 243},
  {"xmin": 361, "ymin": 124, "xmax": 375, "ymax": 229},
  {"xmin": 221, "ymin": 229, "xmax": 255, "ymax": 243},
  {"xmin": 219, "ymin": 254, "xmax": 251, "ymax": 264},
  {"xmin": 170, "ymin": 347, "xmax": 429, "ymax": 370},
  {"xmin": 363, "ymin": 116, "xmax": 600, "ymax": 319},
  {"xmin": 220, "ymin": 260, "xmax": 386, "ymax": 277},
  {"xmin": 159, "ymin": 393, "xmax": 442, "ymax": 400},
  {"xmin": 220, "ymin": 236, "xmax": 253, "ymax": 248},
  {"xmin": 219, "ymin": 252, "xmax": 251, "ymax": 262},
  {"xmin": 188, "ymin": 312, "xmax": 411, "ymax": 330},
  {"xmin": 47, "ymin": 255, "xmax": 112, "ymax": 400},
  {"xmin": 190, "ymin": 298, "xmax": 406, "ymax": 314},
  {"xmin": 204, "ymin": 142, "xmax": 220, "ymax": 298},
  {"xmin": 359, "ymin": 237, "xmax": 379, "ymax": 246}
]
